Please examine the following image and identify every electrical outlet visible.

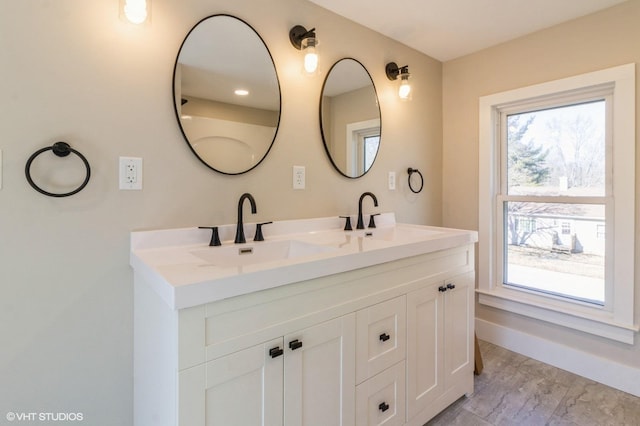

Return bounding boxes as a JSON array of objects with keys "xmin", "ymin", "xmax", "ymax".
[
  {"xmin": 388, "ymin": 171, "xmax": 396, "ymax": 190},
  {"xmin": 119, "ymin": 157, "xmax": 143, "ymax": 190},
  {"xmin": 293, "ymin": 165, "xmax": 305, "ymax": 189}
]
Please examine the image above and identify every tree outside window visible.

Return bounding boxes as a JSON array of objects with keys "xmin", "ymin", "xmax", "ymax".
[{"xmin": 503, "ymin": 101, "xmax": 606, "ymax": 305}]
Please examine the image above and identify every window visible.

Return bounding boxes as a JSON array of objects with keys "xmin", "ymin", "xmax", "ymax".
[
  {"xmin": 502, "ymin": 98, "xmax": 608, "ymax": 306},
  {"xmin": 346, "ymin": 119, "xmax": 380, "ymax": 175},
  {"xmin": 478, "ymin": 64, "xmax": 636, "ymax": 343}
]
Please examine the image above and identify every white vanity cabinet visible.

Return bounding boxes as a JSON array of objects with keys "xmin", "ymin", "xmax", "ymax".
[
  {"xmin": 406, "ymin": 272, "xmax": 474, "ymax": 424},
  {"xmin": 178, "ymin": 338, "xmax": 284, "ymax": 425},
  {"xmin": 178, "ymin": 315, "xmax": 355, "ymax": 426},
  {"xmin": 284, "ymin": 315, "xmax": 356, "ymax": 425},
  {"xmin": 133, "ymin": 240, "xmax": 476, "ymax": 426}
]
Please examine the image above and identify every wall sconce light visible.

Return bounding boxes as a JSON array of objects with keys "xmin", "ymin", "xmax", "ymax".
[
  {"xmin": 385, "ymin": 62, "xmax": 411, "ymax": 100},
  {"xmin": 289, "ymin": 25, "xmax": 319, "ymax": 75},
  {"xmin": 122, "ymin": 0, "xmax": 149, "ymax": 24}
]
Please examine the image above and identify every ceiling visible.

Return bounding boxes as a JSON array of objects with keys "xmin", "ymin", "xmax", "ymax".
[
  {"xmin": 308, "ymin": 0, "xmax": 627, "ymax": 61},
  {"xmin": 179, "ymin": 15, "xmax": 280, "ymax": 110}
]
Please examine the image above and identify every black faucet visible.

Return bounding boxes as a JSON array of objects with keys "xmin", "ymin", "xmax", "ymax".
[
  {"xmin": 357, "ymin": 192, "xmax": 378, "ymax": 229},
  {"xmin": 235, "ymin": 193, "xmax": 257, "ymax": 244}
]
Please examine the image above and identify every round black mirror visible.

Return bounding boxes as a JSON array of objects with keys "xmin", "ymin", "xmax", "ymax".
[
  {"xmin": 173, "ymin": 15, "xmax": 281, "ymax": 175},
  {"xmin": 320, "ymin": 58, "xmax": 381, "ymax": 178}
]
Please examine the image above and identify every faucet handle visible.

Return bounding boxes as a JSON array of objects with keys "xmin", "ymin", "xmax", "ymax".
[
  {"xmin": 368, "ymin": 213, "xmax": 381, "ymax": 229},
  {"xmin": 254, "ymin": 221, "xmax": 273, "ymax": 242},
  {"xmin": 199, "ymin": 226, "xmax": 221, "ymax": 246},
  {"xmin": 339, "ymin": 216, "xmax": 353, "ymax": 231}
]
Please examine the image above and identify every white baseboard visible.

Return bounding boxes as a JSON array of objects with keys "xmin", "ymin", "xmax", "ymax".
[{"xmin": 475, "ymin": 318, "xmax": 640, "ymax": 397}]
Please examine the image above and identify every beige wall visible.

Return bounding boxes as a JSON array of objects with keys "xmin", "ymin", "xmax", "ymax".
[
  {"xmin": 0, "ymin": 0, "xmax": 441, "ymax": 423},
  {"xmin": 443, "ymin": 1, "xmax": 640, "ymax": 370}
]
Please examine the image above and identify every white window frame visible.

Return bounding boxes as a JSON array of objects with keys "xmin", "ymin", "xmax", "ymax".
[{"xmin": 478, "ymin": 64, "xmax": 637, "ymax": 344}]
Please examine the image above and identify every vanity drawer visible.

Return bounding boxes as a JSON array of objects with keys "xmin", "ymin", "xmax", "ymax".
[
  {"xmin": 356, "ymin": 361, "xmax": 406, "ymax": 426},
  {"xmin": 356, "ymin": 296, "xmax": 406, "ymax": 384}
]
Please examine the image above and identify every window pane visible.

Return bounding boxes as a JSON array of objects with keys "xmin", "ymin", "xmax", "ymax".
[
  {"xmin": 504, "ymin": 201, "xmax": 604, "ymax": 305},
  {"xmin": 363, "ymin": 135, "xmax": 380, "ymax": 170},
  {"xmin": 507, "ymin": 101, "xmax": 606, "ymax": 196}
]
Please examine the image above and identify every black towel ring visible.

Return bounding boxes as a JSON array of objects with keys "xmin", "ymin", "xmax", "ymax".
[
  {"xmin": 25, "ymin": 141, "xmax": 91, "ymax": 197},
  {"xmin": 407, "ymin": 167, "xmax": 424, "ymax": 194}
]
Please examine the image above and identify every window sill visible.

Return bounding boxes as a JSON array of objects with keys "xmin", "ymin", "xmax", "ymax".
[{"xmin": 477, "ymin": 287, "xmax": 638, "ymax": 344}]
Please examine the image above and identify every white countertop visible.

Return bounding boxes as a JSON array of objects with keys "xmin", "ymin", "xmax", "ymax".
[{"xmin": 130, "ymin": 213, "xmax": 478, "ymax": 309}]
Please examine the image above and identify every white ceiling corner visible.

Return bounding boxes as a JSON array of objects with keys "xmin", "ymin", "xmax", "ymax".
[{"xmin": 308, "ymin": 0, "xmax": 628, "ymax": 61}]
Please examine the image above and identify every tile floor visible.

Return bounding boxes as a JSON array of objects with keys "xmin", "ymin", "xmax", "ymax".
[{"xmin": 426, "ymin": 340, "xmax": 640, "ymax": 426}]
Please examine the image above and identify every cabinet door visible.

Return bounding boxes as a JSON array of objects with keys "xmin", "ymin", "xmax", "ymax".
[
  {"xmin": 443, "ymin": 272, "xmax": 474, "ymax": 387},
  {"xmin": 179, "ymin": 338, "xmax": 284, "ymax": 426},
  {"xmin": 284, "ymin": 314, "xmax": 356, "ymax": 426},
  {"xmin": 356, "ymin": 296, "xmax": 406, "ymax": 384},
  {"xmin": 406, "ymin": 283, "xmax": 444, "ymax": 420}
]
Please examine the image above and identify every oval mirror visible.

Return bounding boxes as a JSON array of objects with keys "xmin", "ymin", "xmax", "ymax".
[
  {"xmin": 320, "ymin": 58, "xmax": 381, "ymax": 178},
  {"xmin": 173, "ymin": 15, "xmax": 281, "ymax": 175}
]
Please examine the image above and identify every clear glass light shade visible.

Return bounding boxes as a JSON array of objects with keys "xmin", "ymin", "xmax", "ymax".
[
  {"xmin": 124, "ymin": 0, "xmax": 148, "ymax": 24},
  {"xmin": 302, "ymin": 37, "xmax": 318, "ymax": 74},
  {"xmin": 398, "ymin": 74, "xmax": 411, "ymax": 100}
]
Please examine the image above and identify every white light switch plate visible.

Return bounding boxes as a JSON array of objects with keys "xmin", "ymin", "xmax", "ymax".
[{"xmin": 119, "ymin": 157, "xmax": 143, "ymax": 190}]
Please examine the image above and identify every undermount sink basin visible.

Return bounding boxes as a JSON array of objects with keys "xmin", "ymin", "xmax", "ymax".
[{"xmin": 190, "ymin": 239, "xmax": 337, "ymax": 267}]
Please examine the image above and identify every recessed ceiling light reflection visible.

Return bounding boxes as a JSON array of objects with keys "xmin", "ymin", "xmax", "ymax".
[{"xmin": 234, "ymin": 89, "xmax": 249, "ymax": 96}]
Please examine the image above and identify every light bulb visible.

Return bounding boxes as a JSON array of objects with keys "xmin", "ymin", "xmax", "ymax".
[
  {"xmin": 301, "ymin": 37, "xmax": 318, "ymax": 74},
  {"xmin": 124, "ymin": 0, "xmax": 147, "ymax": 24},
  {"xmin": 304, "ymin": 50, "xmax": 318, "ymax": 74},
  {"xmin": 398, "ymin": 75, "xmax": 411, "ymax": 100}
]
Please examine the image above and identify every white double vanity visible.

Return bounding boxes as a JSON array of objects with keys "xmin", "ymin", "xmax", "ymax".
[{"xmin": 131, "ymin": 213, "xmax": 477, "ymax": 426}]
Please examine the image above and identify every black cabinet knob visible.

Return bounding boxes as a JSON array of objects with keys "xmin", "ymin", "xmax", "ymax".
[
  {"xmin": 447, "ymin": 283, "xmax": 456, "ymax": 290},
  {"xmin": 269, "ymin": 347, "xmax": 283, "ymax": 358},
  {"xmin": 379, "ymin": 332, "xmax": 391, "ymax": 342},
  {"xmin": 378, "ymin": 402, "xmax": 390, "ymax": 412},
  {"xmin": 289, "ymin": 339, "xmax": 303, "ymax": 351},
  {"xmin": 438, "ymin": 285, "xmax": 448, "ymax": 292}
]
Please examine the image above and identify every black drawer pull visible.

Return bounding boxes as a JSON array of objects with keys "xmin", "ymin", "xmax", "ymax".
[
  {"xmin": 378, "ymin": 402, "xmax": 389, "ymax": 412},
  {"xmin": 447, "ymin": 283, "xmax": 456, "ymax": 290},
  {"xmin": 438, "ymin": 285, "xmax": 448, "ymax": 292},
  {"xmin": 289, "ymin": 339, "xmax": 303, "ymax": 350},
  {"xmin": 269, "ymin": 347, "xmax": 283, "ymax": 358},
  {"xmin": 379, "ymin": 333, "xmax": 391, "ymax": 342}
]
